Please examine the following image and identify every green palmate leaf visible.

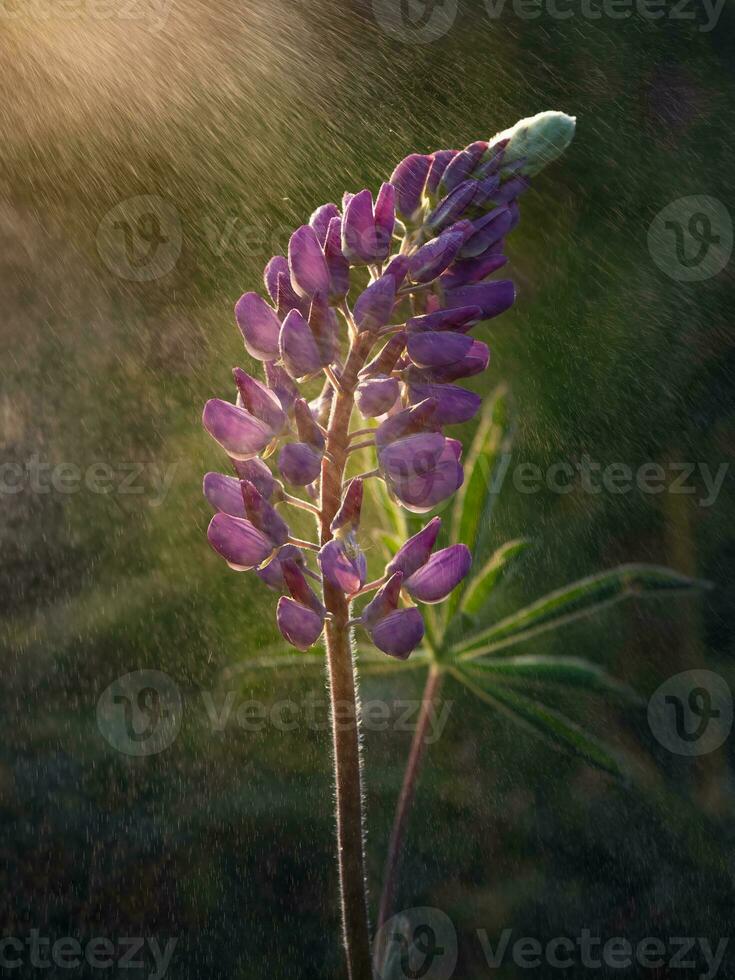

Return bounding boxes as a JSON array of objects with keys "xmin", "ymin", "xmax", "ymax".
[
  {"xmin": 460, "ymin": 538, "xmax": 532, "ymax": 617},
  {"xmin": 444, "ymin": 384, "xmax": 516, "ymax": 623},
  {"xmin": 467, "ymin": 654, "xmax": 643, "ymax": 704},
  {"xmin": 452, "ymin": 563, "xmax": 708, "ymax": 659},
  {"xmin": 452, "ymin": 667, "xmax": 624, "ymax": 777}
]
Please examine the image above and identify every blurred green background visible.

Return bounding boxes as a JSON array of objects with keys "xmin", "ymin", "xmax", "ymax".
[{"xmin": 1, "ymin": 0, "xmax": 734, "ymax": 976}]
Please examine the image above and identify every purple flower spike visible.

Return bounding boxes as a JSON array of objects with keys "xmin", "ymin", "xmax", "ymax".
[
  {"xmin": 355, "ymin": 376, "xmax": 399, "ymax": 418},
  {"xmin": 408, "ymin": 232, "xmax": 464, "ymax": 285},
  {"xmin": 331, "ymin": 478, "xmax": 364, "ymax": 533},
  {"xmin": 324, "ymin": 216, "xmax": 350, "ymax": 300},
  {"xmin": 203, "ymin": 472, "xmax": 246, "ymax": 518},
  {"xmin": 442, "ymin": 280, "xmax": 516, "ymax": 320},
  {"xmin": 310, "ymin": 203, "xmax": 341, "ymax": 246},
  {"xmin": 232, "ymin": 457, "xmax": 278, "ymax": 500},
  {"xmin": 207, "ymin": 512, "xmax": 274, "ymax": 571},
  {"xmin": 235, "ymin": 292, "xmax": 281, "ymax": 361},
  {"xmin": 233, "ymin": 368, "xmax": 287, "ymax": 434},
  {"xmin": 202, "ymin": 399, "xmax": 273, "ymax": 460},
  {"xmin": 318, "ymin": 537, "xmax": 367, "ymax": 594},
  {"xmin": 427, "ymin": 179, "xmax": 478, "ymax": 232},
  {"xmin": 240, "ymin": 479, "xmax": 290, "ymax": 547},
  {"xmin": 288, "ymin": 225, "xmax": 331, "ymax": 299},
  {"xmin": 427, "ymin": 150, "xmax": 457, "ymax": 195},
  {"xmin": 390, "ymin": 153, "xmax": 432, "ymax": 221},
  {"xmin": 278, "ymin": 442, "xmax": 322, "ymax": 486},
  {"xmin": 279, "ymin": 309, "xmax": 323, "ymax": 380},
  {"xmin": 406, "ymin": 331, "xmax": 475, "ymax": 369},
  {"xmin": 353, "ymin": 275, "xmax": 396, "ymax": 334},
  {"xmin": 386, "ymin": 516, "xmax": 442, "ymax": 579},
  {"xmin": 369, "ymin": 608, "xmax": 424, "ymax": 660},
  {"xmin": 277, "ymin": 597, "xmax": 324, "ymax": 650},
  {"xmin": 404, "ymin": 544, "xmax": 472, "ymax": 603},
  {"xmin": 407, "ymin": 382, "xmax": 482, "ymax": 425}
]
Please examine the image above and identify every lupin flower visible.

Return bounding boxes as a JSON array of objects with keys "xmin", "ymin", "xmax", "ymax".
[
  {"xmin": 200, "ymin": 111, "xmax": 575, "ymax": 980},
  {"xmin": 201, "ymin": 118, "xmax": 575, "ymax": 648}
]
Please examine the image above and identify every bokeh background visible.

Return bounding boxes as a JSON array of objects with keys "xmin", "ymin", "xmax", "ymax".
[{"xmin": 1, "ymin": 0, "xmax": 734, "ymax": 976}]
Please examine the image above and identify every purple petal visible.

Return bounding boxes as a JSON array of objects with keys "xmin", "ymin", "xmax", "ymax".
[
  {"xmin": 235, "ymin": 292, "xmax": 281, "ymax": 361},
  {"xmin": 408, "ymin": 232, "xmax": 464, "ymax": 285},
  {"xmin": 282, "ymin": 557, "xmax": 325, "ymax": 615},
  {"xmin": 294, "ymin": 398, "xmax": 325, "ymax": 451},
  {"xmin": 407, "ymin": 340, "xmax": 489, "ymax": 383},
  {"xmin": 324, "ymin": 216, "xmax": 350, "ymax": 300},
  {"xmin": 390, "ymin": 153, "xmax": 432, "ymax": 220},
  {"xmin": 375, "ymin": 399, "xmax": 439, "ymax": 449},
  {"xmin": 207, "ymin": 512, "xmax": 273, "ymax": 570},
  {"xmin": 459, "ymin": 207, "xmax": 513, "ymax": 259},
  {"xmin": 355, "ymin": 375, "xmax": 399, "ymax": 418},
  {"xmin": 240, "ymin": 479, "xmax": 289, "ymax": 547},
  {"xmin": 369, "ymin": 608, "xmax": 424, "ymax": 660},
  {"xmin": 203, "ymin": 472, "xmax": 246, "ymax": 518},
  {"xmin": 439, "ymin": 253, "xmax": 508, "ymax": 291},
  {"xmin": 383, "ymin": 254, "xmax": 410, "ymax": 289},
  {"xmin": 288, "ymin": 225, "xmax": 330, "ymax": 298},
  {"xmin": 406, "ymin": 331, "xmax": 474, "ymax": 369},
  {"xmin": 427, "ymin": 150, "xmax": 457, "ymax": 195},
  {"xmin": 233, "ymin": 367, "xmax": 286, "ymax": 432},
  {"xmin": 442, "ymin": 280, "xmax": 515, "ymax": 320},
  {"xmin": 359, "ymin": 332, "xmax": 406, "ymax": 378},
  {"xmin": 279, "ymin": 309, "xmax": 322, "ymax": 380},
  {"xmin": 309, "ymin": 203, "xmax": 341, "ymax": 246},
  {"xmin": 277, "ymin": 597, "xmax": 324, "ymax": 650},
  {"xmin": 331, "ymin": 478, "xmax": 364, "ymax": 533},
  {"xmin": 353, "ymin": 275, "xmax": 396, "ymax": 333},
  {"xmin": 342, "ymin": 189, "xmax": 378, "ymax": 264},
  {"xmin": 361, "ymin": 571, "xmax": 404, "ymax": 628},
  {"xmin": 407, "ymin": 382, "xmax": 481, "ymax": 425},
  {"xmin": 386, "ymin": 516, "xmax": 442, "ymax": 579},
  {"xmin": 426, "ymin": 180, "xmax": 478, "ymax": 232},
  {"xmin": 202, "ymin": 399, "xmax": 272, "ymax": 460},
  {"xmin": 277, "ymin": 442, "xmax": 322, "ymax": 486},
  {"xmin": 492, "ymin": 175, "xmax": 531, "ymax": 205},
  {"xmin": 232, "ymin": 457, "xmax": 278, "ymax": 499},
  {"xmin": 318, "ymin": 537, "xmax": 367, "ymax": 594},
  {"xmin": 404, "ymin": 544, "xmax": 472, "ymax": 604},
  {"xmin": 263, "ymin": 255, "xmax": 289, "ymax": 304},
  {"xmin": 264, "ymin": 361, "xmax": 299, "ymax": 413},
  {"xmin": 374, "ymin": 182, "xmax": 396, "ymax": 260},
  {"xmin": 256, "ymin": 544, "xmax": 305, "ymax": 591},
  {"xmin": 406, "ymin": 306, "xmax": 483, "ymax": 334},
  {"xmin": 441, "ymin": 149, "xmax": 480, "ymax": 193},
  {"xmin": 308, "ymin": 295, "xmax": 339, "ymax": 365},
  {"xmin": 387, "ymin": 440, "xmax": 464, "ymax": 514},
  {"xmin": 379, "ymin": 432, "xmax": 447, "ymax": 483}
]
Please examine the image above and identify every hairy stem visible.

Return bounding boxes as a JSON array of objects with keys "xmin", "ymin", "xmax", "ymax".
[
  {"xmin": 320, "ymin": 331, "xmax": 375, "ymax": 980},
  {"xmin": 376, "ymin": 665, "xmax": 444, "ymax": 939}
]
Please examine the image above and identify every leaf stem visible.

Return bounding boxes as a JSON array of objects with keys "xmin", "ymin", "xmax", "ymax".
[{"xmin": 280, "ymin": 493, "xmax": 320, "ymax": 516}]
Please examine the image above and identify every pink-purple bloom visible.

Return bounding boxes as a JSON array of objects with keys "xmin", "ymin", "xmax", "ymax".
[{"xmin": 201, "ymin": 119, "xmax": 558, "ymax": 651}]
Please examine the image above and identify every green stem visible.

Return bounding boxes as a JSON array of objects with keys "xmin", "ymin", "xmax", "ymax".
[{"xmin": 319, "ymin": 332, "xmax": 376, "ymax": 980}]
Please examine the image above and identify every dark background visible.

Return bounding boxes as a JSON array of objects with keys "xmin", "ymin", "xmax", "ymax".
[{"xmin": 1, "ymin": 0, "xmax": 734, "ymax": 976}]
